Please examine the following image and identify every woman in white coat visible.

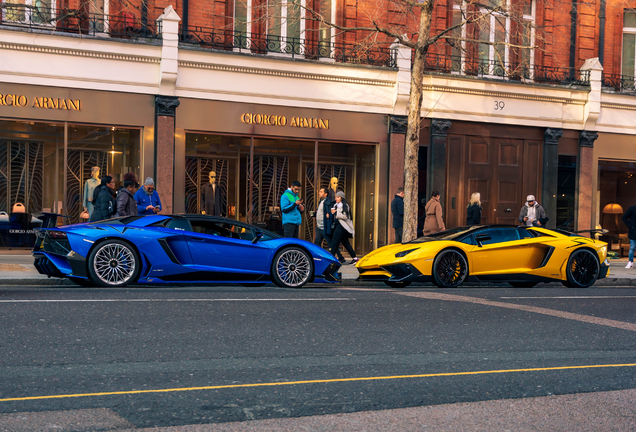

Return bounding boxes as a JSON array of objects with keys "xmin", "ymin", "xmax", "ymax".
[{"xmin": 329, "ymin": 191, "xmax": 358, "ymax": 264}]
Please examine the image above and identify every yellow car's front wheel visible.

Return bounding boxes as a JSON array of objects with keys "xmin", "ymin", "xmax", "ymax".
[
  {"xmin": 432, "ymin": 249, "xmax": 468, "ymax": 288},
  {"xmin": 563, "ymin": 249, "xmax": 600, "ymax": 288}
]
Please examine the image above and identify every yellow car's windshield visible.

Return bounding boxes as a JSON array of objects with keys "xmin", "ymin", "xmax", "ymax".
[{"xmin": 409, "ymin": 225, "xmax": 484, "ymax": 243}]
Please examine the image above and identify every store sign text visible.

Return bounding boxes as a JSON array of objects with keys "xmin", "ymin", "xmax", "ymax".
[
  {"xmin": 0, "ymin": 94, "xmax": 81, "ymax": 110},
  {"xmin": 241, "ymin": 113, "xmax": 329, "ymax": 129}
]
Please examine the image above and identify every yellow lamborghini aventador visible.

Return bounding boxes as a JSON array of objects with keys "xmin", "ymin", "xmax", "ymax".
[{"xmin": 356, "ymin": 225, "xmax": 610, "ymax": 288}]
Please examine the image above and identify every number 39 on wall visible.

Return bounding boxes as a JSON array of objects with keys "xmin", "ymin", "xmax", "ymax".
[{"xmin": 494, "ymin": 101, "xmax": 505, "ymax": 110}]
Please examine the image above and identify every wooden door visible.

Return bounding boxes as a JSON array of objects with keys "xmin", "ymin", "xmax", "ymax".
[{"xmin": 445, "ymin": 135, "xmax": 542, "ymax": 229}]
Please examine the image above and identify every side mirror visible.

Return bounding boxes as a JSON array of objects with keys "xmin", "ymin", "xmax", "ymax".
[
  {"xmin": 252, "ymin": 230, "xmax": 264, "ymax": 244},
  {"xmin": 475, "ymin": 234, "xmax": 491, "ymax": 247}
]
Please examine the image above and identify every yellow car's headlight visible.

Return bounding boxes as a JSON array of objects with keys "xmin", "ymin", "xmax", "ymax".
[{"xmin": 395, "ymin": 248, "xmax": 419, "ymax": 258}]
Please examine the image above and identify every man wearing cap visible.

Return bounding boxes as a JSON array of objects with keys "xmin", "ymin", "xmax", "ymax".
[
  {"xmin": 519, "ymin": 195, "xmax": 547, "ymax": 227},
  {"xmin": 134, "ymin": 177, "xmax": 163, "ymax": 216}
]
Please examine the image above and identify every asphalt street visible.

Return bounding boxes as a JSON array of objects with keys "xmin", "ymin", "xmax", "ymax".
[{"xmin": 0, "ymin": 284, "xmax": 635, "ymax": 430}]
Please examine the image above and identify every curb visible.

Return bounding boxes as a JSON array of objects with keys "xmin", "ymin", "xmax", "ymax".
[{"xmin": 0, "ymin": 278, "xmax": 634, "ymax": 287}]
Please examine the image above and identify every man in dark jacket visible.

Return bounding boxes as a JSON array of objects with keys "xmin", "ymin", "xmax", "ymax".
[
  {"xmin": 89, "ymin": 176, "xmax": 117, "ymax": 222},
  {"xmin": 391, "ymin": 187, "xmax": 404, "ymax": 243},
  {"xmin": 622, "ymin": 204, "xmax": 636, "ymax": 269}
]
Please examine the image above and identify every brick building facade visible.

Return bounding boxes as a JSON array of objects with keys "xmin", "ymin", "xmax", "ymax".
[{"xmin": 0, "ymin": 0, "xmax": 635, "ymax": 252}]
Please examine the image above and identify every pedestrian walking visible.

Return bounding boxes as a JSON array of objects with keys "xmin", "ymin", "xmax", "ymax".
[
  {"xmin": 518, "ymin": 195, "xmax": 547, "ymax": 227},
  {"xmin": 280, "ymin": 180, "xmax": 304, "ymax": 238},
  {"xmin": 323, "ymin": 187, "xmax": 345, "ymax": 263},
  {"xmin": 89, "ymin": 175, "xmax": 117, "ymax": 222},
  {"xmin": 116, "ymin": 173, "xmax": 139, "ymax": 217},
  {"xmin": 330, "ymin": 191, "xmax": 358, "ymax": 264},
  {"xmin": 423, "ymin": 191, "xmax": 446, "ymax": 235},
  {"xmin": 313, "ymin": 187, "xmax": 328, "ymax": 247},
  {"xmin": 134, "ymin": 177, "xmax": 163, "ymax": 216},
  {"xmin": 391, "ymin": 187, "xmax": 405, "ymax": 243},
  {"xmin": 622, "ymin": 203, "xmax": 636, "ymax": 269},
  {"xmin": 466, "ymin": 192, "xmax": 482, "ymax": 225}
]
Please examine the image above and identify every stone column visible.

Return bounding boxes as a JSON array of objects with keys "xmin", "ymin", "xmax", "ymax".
[
  {"xmin": 427, "ymin": 119, "xmax": 452, "ymax": 200},
  {"xmin": 577, "ymin": 131, "xmax": 598, "ymax": 234},
  {"xmin": 541, "ymin": 128, "xmax": 563, "ymax": 229},
  {"xmin": 155, "ymin": 95, "xmax": 180, "ymax": 215},
  {"xmin": 388, "ymin": 115, "xmax": 407, "ymax": 244}
]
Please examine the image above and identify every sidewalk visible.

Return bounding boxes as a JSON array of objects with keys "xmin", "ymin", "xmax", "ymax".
[{"xmin": 0, "ymin": 254, "xmax": 635, "ymax": 286}]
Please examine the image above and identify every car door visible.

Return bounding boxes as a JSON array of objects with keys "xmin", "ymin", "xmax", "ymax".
[
  {"xmin": 468, "ymin": 227, "xmax": 536, "ymax": 275},
  {"xmin": 184, "ymin": 218, "xmax": 271, "ymax": 278}
]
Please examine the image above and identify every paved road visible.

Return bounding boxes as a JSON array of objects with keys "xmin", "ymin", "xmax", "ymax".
[{"xmin": 0, "ymin": 284, "xmax": 635, "ymax": 430}]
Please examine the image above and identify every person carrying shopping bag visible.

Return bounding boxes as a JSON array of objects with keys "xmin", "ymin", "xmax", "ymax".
[{"xmin": 329, "ymin": 191, "xmax": 358, "ymax": 265}]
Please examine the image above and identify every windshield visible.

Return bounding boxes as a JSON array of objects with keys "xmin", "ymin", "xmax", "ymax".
[{"xmin": 408, "ymin": 225, "xmax": 484, "ymax": 243}]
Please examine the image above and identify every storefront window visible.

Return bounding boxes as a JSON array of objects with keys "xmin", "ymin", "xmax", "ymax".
[
  {"xmin": 598, "ymin": 160, "xmax": 636, "ymax": 240},
  {"xmin": 185, "ymin": 133, "xmax": 377, "ymax": 255},
  {"xmin": 0, "ymin": 121, "xmax": 141, "ymax": 248}
]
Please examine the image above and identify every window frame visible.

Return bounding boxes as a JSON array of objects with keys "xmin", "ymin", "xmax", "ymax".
[
  {"xmin": 623, "ymin": 11, "xmax": 636, "ymax": 77},
  {"xmin": 451, "ymin": 0, "xmax": 536, "ymax": 78}
]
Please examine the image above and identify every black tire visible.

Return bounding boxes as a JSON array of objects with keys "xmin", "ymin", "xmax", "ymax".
[
  {"xmin": 240, "ymin": 283, "xmax": 267, "ymax": 287},
  {"xmin": 271, "ymin": 247, "xmax": 314, "ymax": 288},
  {"xmin": 432, "ymin": 249, "xmax": 468, "ymax": 288},
  {"xmin": 69, "ymin": 277, "xmax": 95, "ymax": 287},
  {"xmin": 563, "ymin": 248, "xmax": 600, "ymax": 288},
  {"xmin": 384, "ymin": 281, "xmax": 412, "ymax": 288},
  {"xmin": 509, "ymin": 282, "xmax": 538, "ymax": 288},
  {"xmin": 87, "ymin": 239, "xmax": 140, "ymax": 288}
]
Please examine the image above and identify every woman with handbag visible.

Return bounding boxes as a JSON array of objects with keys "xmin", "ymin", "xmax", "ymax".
[
  {"xmin": 89, "ymin": 176, "xmax": 117, "ymax": 222},
  {"xmin": 329, "ymin": 191, "xmax": 358, "ymax": 265}
]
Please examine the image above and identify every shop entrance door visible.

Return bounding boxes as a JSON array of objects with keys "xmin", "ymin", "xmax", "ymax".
[
  {"xmin": 303, "ymin": 164, "xmax": 349, "ymax": 245},
  {"xmin": 446, "ymin": 136, "xmax": 542, "ymax": 228}
]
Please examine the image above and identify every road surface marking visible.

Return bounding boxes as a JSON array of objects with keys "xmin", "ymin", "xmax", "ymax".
[
  {"xmin": 500, "ymin": 296, "xmax": 636, "ymax": 299},
  {"xmin": 0, "ymin": 363, "xmax": 634, "ymax": 403},
  {"xmin": 397, "ymin": 291, "xmax": 636, "ymax": 332},
  {"xmin": 0, "ymin": 298, "xmax": 354, "ymax": 303}
]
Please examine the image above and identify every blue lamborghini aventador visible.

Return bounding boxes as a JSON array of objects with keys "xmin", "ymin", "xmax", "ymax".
[{"xmin": 32, "ymin": 214, "xmax": 341, "ymax": 288}]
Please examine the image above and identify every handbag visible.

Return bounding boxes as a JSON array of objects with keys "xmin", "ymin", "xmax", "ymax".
[{"xmin": 80, "ymin": 210, "xmax": 89, "ymax": 219}]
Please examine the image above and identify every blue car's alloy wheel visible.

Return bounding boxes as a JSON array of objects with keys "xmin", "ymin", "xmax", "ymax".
[
  {"xmin": 88, "ymin": 240, "xmax": 140, "ymax": 287},
  {"xmin": 272, "ymin": 248, "xmax": 313, "ymax": 288}
]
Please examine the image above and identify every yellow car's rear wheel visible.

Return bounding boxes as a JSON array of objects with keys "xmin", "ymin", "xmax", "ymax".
[
  {"xmin": 432, "ymin": 249, "xmax": 468, "ymax": 288},
  {"xmin": 563, "ymin": 249, "xmax": 600, "ymax": 288}
]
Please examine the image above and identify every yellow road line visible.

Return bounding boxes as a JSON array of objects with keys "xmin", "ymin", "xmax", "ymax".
[{"xmin": 1, "ymin": 363, "xmax": 635, "ymax": 403}]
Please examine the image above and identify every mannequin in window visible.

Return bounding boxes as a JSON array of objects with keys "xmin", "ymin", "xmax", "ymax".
[
  {"xmin": 202, "ymin": 170, "xmax": 222, "ymax": 216},
  {"xmin": 83, "ymin": 166, "xmax": 100, "ymax": 218}
]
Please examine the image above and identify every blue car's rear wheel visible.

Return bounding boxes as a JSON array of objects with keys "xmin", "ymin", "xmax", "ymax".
[
  {"xmin": 88, "ymin": 240, "xmax": 140, "ymax": 287},
  {"xmin": 563, "ymin": 249, "xmax": 600, "ymax": 288},
  {"xmin": 432, "ymin": 249, "xmax": 468, "ymax": 288},
  {"xmin": 272, "ymin": 247, "xmax": 313, "ymax": 288}
]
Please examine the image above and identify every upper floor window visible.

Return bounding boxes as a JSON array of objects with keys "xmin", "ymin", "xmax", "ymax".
[
  {"xmin": 623, "ymin": 11, "xmax": 636, "ymax": 77},
  {"xmin": 451, "ymin": 0, "xmax": 535, "ymax": 77},
  {"xmin": 3, "ymin": 0, "xmax": 56, "ymax": 24},
  {"xmin": 234, "ymin": 0, "xmax": 335, "ymax": 57}
]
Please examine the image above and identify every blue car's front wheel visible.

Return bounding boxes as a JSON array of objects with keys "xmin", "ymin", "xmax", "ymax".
[
  {"xmin": 272, "ymin": 247, "xmax": 313, "ymax": 288},
  {"xmin": 87, "ymin": 240, "xmax": 140, "ymax": 287}
]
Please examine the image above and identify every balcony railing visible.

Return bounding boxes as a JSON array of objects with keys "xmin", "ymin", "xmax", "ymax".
[
  {"xmin": 0, "ymin": 4, "xmax": 161, "ymax": 39},
  {"xmin": 422, "ymin": 53, "xmax": 590, "ymax": 87},
  {"xmin": 602, "ymin": 73, "xmax": 636, "ymax": 93},
  {"xmin": 179, "ymin": 26, "xmax": 397, "ymax": 68}
]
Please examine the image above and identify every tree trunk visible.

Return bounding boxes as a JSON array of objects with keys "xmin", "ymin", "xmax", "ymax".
[{"xmin": 402, "ymin": 4, "xmax": 432, "ymax": 242}]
